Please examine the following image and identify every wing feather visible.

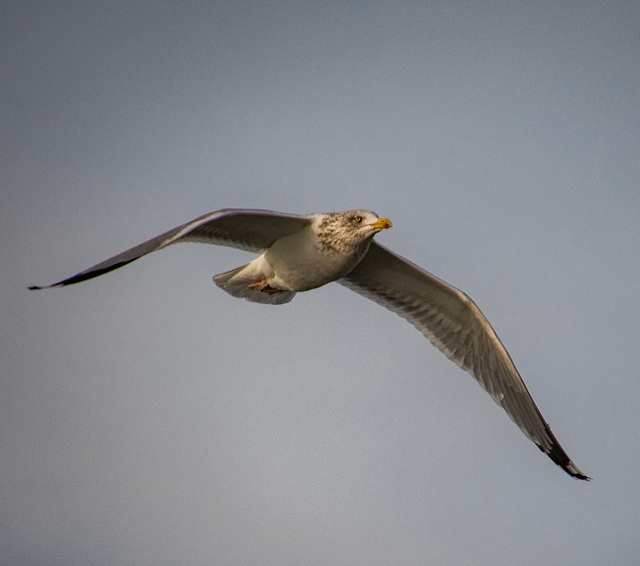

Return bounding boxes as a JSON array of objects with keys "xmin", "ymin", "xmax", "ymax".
[
  {"xmin": 340, "ymin": 242, "xmax": 588, "ymax": 479},
  {"xmin": 29, "ymin": 209, "xmax": 310, "ymax": 289}
]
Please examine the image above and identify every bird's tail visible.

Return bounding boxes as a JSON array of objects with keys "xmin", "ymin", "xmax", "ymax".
[{"xmin": 213, "ymin": 264, "xmax": 296, "ymax": 305}]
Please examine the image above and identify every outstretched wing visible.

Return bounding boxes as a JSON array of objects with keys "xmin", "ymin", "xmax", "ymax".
[
  {"xmin": 340, "ymin": 241, "xmax": 588, "ymax": 480},
  {"xmin": 29, "ymin": 209, "xmax": 310, "ymax": 289}
]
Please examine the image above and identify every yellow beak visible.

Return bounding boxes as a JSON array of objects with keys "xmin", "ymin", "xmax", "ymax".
[{"xmin": 369, "ymin": 218, "xmax": 393, "ymax": 230}]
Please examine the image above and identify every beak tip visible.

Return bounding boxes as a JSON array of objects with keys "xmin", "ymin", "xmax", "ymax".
[{"xmin": 369, "ymin": 218, "xmax": 393, "ymax": 230}]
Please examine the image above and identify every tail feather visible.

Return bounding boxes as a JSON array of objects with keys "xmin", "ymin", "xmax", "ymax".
[{"xmin": 213, "ymin": 264, "xmax": 296, "ymax": 305}]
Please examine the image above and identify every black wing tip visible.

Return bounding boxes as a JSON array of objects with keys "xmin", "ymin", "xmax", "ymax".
[
  {"xmin": 555, "ymin": 454, "xmax": 590, "ymax": 482},
  {"xmin": 537, "ymin": 441, "xmax": 590, "ymax": 481},
  {"xmin": 551, "ymin": 458, "xmax": 590, "ymax": 481},
  {"xmin": 28, "ymin": 282, "xmax": 65, "ymax": 290},
  {"xmin": 28, "ymin": 260, "xmax": 136, "ymax": 291},
  {"xmin": 567, "ymin": 464, "xmax": 591, "ymax": 481}
]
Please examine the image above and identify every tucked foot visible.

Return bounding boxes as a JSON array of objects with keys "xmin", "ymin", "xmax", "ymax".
[{"xmin": 248, "ymin": 280, "xmax": 282, "ymax": 295}]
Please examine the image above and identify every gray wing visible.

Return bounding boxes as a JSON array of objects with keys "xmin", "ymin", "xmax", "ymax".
[
  {"xmin": 340, "ymin": 241, "xmax": 588, "ymax": 480},
  {"xmin": 30, "ymin": 208, "xmax": 311, "ymax": 289}
]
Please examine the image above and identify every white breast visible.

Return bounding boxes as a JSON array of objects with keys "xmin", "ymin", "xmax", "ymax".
[{"xmin": 264, "ymin": 225, "xmax": 367, "ymax": 292}]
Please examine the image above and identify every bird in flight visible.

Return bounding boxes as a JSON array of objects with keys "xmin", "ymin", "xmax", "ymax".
[{"xmin": 30, "ymin": 208, "xmax": 589, "ymax": 480}]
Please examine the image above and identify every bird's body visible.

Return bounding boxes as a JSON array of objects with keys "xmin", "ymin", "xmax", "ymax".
[
  {"xmin": 212, "ymin": 211, "xmax": 388, "ymax": 304},
  {"xmin": 30, "ymin": 208, "xmax": 589, "ymax": 480}
]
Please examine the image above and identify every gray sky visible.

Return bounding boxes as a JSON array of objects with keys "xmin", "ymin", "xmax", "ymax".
[{"xmin": 2, "ymin": 1, "xmax": 639, "ymax": 564}]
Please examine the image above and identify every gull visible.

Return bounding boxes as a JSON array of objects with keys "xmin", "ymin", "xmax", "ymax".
[{"xmin": 30, "ymin": 208, "xmax": 589, "ymax": 480}]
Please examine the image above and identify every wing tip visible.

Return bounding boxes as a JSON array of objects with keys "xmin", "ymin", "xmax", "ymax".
[
  {"xmin": 28, "ymin": 259, "xmax": 137, "ymax": 291},
  {"xmin": 553, "ymin": 451, "xmax": 590, "ymax": 482},
  {"xmin": 566, "ymin": 464, "xmax": 591, "ymax": 481},
  {"xmin": 28, "ymin": 281, "xmax": 67, "ymax": 290},
  {"xmin": 564, "ymin": 462, "xmax": 591, "ymax": 481},
  {"xmin": 537, "ymin": 441, "xmax": 590, "ymax": 481},
  {"xmin": 28, "ymin": 284, "xmax": 59, "ymax": 290}
]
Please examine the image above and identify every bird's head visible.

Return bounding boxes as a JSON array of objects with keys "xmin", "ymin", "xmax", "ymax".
[{"xmin": 314, "ymin": 209, "xmax": 392, "ymax": 253}]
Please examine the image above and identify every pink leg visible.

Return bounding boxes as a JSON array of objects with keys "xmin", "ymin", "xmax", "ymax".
[{"xmin": 248, "ymin": 279, "xmax": 282, "ymax": 295}]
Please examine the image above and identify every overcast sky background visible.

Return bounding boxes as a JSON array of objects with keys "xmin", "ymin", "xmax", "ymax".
[{"xmin": 2, "ymin": 1, "xmax": 639, "ymax": 564}]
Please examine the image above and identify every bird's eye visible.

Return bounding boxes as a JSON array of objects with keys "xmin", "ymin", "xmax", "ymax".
[{"xmin": 353, "ymin": 215, "xmax": 363, "ymax": 223}]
